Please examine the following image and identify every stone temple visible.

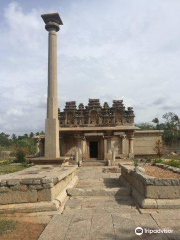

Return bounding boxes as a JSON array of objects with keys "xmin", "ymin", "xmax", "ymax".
[
  {"xmin": 33, "ymin": 13, "xmax": 163, "ymax": 163},
  {"xmin": 35, "ymin": 98, "xmax": 163, "ymax": 161}
]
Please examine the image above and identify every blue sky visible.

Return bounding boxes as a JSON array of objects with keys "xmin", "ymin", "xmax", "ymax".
[{"xmin": 0, "ymin": 0, "xmax": 180, "ymax": 135}]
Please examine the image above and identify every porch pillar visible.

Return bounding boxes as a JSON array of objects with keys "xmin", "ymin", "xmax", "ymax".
[
  {"xmin": 75, "ymin": 135, "xmax": 83, "ymax": 162},
  {"xmin": 82, "ymin": 137, "xmax": 86, "ymax": 160},
  {"xmin": 36, "ymin": 139, "xmax": 41, "ymax": 155},
  {"xmin": 112, "ymin": 148, "xmax": 116, "ymax": 166},
  {"xmin": 127, "ymin": 132, "xmax": 134, "ymax": 158},
  {"xmin": 107, "ymin": 138, "xmax": 112, "ymax": 155},
  {"xmin": 103, "ymin": 137, "xmax": 107, "ymax": 160},
  {"xmin": 121, "ymin": 135, "xmax": 126, "ymax": 155}
]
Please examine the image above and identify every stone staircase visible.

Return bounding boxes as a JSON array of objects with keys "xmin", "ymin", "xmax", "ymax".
[
  {"xmin": 67, "ymin": 187, "xmax": 130, "ymax": 198},
  {"xmin": 82, "ymin": 160, "xmax": 108, "ymax": 166}
]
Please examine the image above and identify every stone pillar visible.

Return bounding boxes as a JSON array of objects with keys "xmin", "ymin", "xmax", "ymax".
[
  {"xmin": 112, "ymin": 148, "xmax": 116, "ymax": 166},
  {"xmin": 127, "ymin": 132, "xmax": 134, "ymax": 158},
  {"xmin": 121, "ymin": 135, "xmax": 126, "ymax": 155},
  {"xmin": 41, "ymin": 13, "xmax": 63, "ymax": 158},
  {"xmin": 75, "ymin": 135, "xmax": 83, "ymax": 165},
  {"xmin": 103, "ymin": 138, "xmax": 107, "ymax": 160},
  {"xmin": 107, "ymin": 138, "xmax": 112, "ymax": 155},
  {"xmin": 75, "ymin": 148, "xmax": 79, "ymax": 163},
  {"xmin": 77, "ymin": 139, "xmax": 82, "ymax": 161},
  {"xmin": 36, "ymin": 139, "xmax": 41, "ymax": 155},
  {"xmin": 82, "ymin": 137, "xmax": 86, "ymax": 160}
]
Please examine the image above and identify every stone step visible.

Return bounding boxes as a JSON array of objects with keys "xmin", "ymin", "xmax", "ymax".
[
  {"xmin": 82, "ymin": 160, "xmax": 108, "ymax": 166},
  {"xmin": 67, "ymin": 187, "xmax": 130, "ymax": 197}
]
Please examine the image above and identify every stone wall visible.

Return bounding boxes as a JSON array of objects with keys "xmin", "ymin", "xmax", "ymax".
[
  {"xmin": 134, "ymin": 130, "xmax": 163, "ymax": 156},
  {"xmin": 120, "ymin": 163, "xmax": 180, "ymax": 209}
]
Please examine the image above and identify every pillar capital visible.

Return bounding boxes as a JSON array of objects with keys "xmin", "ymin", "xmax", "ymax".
[
  {"xmin": 41, "ymin": 13, "xmax": 63, "ymax": 32},
  {"xmin": 126, "ymin": 131, "xmax": 134, "ymax": 139}
]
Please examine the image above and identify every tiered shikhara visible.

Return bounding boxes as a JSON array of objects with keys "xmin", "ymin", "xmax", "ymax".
[{"xmin": 58, "ymin": 99, "xmax": 135, "ymax": 127}]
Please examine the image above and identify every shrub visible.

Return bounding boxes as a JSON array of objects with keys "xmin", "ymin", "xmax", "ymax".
[
  {"xmin": 145, "ymin": 157, "xmax": 151, "ymax": 163},
  {"xmin": 132, "ymin": 158, "xmax": 138, "ymax": 167},
  {"xmin": 151, "ymin": 158, "xmax": 162, "ymax": 165},
  {"xmin": 165, "ymin": 160, "xmax": 180, "ymax": 168},
  {"xmin": 154, "ymin": 140, "xmax": 164, "ymax": 158},
  {"xmin": 14, "ymin": 148, "xmax": 28, "ymax": 163}
]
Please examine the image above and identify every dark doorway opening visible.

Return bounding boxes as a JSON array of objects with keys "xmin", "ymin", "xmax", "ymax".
[{"xmin": 89, "ymin": 141, "xmax": 98, "ymax": 158}]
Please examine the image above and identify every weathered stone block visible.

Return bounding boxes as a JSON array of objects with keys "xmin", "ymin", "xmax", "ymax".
[
  {"xmin": 146, "ymin": 186, "xmax": 180, "ymax": 199},
  {"xmin": 20, "ymin": 179, "xmax": 41, "ymax": 185},
  {"xmin": 37, "ymin": 188, "xmax": 54, "ymax": 202},
  {"xmin": 29, "ymin": 185, "xmax": 43, "ymax": 190},
  {"xmin": 42, "ymin": 178, "xmax": 54, "ymax": 184},
  {"xmin": 11, "ymin": 185, "xmax": 28, "ymax": 191},
  {"xmin": 0, "ymin": 190, "xmax": 37, "ymax": 205},
  {"xmin": 7, "ymin": 180, "xmax": 19, "ymax": 186},
  {"xmin": 42, "ymin": 183, "xmax": 54, "ymax": 189},
  {"xmin": 0, "ymin": 187, "xmax": 10, "ymax": 193},
  {"xmin": 0, "ymin": 181, "xmax": 6, "ymax": 186}
]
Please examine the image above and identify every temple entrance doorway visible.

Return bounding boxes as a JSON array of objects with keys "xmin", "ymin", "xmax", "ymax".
[{"xmin": 89, "ymin": 141, "xmax": 98, "ymax": 159}]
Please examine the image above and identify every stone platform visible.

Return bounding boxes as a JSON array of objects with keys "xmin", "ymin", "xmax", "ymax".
[
  {"xmin": 0, "ymin": 165, "xmax": 78, "ymax": 213},
  {"xmin": 120, "ymin": 163, "xmax": 180, "ymax": 209}
]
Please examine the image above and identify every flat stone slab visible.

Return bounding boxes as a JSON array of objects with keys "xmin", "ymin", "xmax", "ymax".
[
  {"xmin": 67, "ymin": 187, "xmax": 130, "ymax": 197},
  {"xmin": 39, "ymin": 210, "xmax": 171, "ymax": 240},
  {"xmin": 0, "ymin": 165, "xmax": 77, "ymax": 184}
]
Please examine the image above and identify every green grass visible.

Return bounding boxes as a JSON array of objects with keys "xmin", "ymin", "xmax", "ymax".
[
  {"xmin": 0, "ymin": 219, "xmax": 17, "ymax": 235},
  {"xmin": 0, "ymin": 162, "xmax": 30, "ymax": 175},
  {"xmin": 163, "ymin": 155, "xmax": 180, "ymax": 161},
  {"xmin": 164, "ymin": 160, "xmax": 180, "ymax": 168}
]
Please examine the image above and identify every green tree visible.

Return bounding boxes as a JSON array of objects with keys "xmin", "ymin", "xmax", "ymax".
[
  {"xmin": 152, "ymin": 118, "xmax": 159, "ymax": 125},
  {"xmin": 0, "ymin": 132, "xmax": 11, "ymax": 147},
  {"xmin": 11, "ymin": 134, "xmax": 17, "ymax": 142},
  {"xmin": 15, "ymin": 138, "xmax": 36, "ymax": 155},
  {"xmin": 29, "ymin": 132, "xmax": 34, "ymax": 138},
  {"xmin": 135, "ymin": 123, "xmax": 154, "ymax": 130},
  {"xmin": 23, "ymin": 133, "xmax": 29, "ymax": 139},
  {"xmin": 163, "ymin": 112, "xmax": 180, "ymax": 130}
]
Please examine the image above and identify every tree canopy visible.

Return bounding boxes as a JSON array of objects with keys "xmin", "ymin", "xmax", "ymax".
[
  {"xmin": 0, "ymin": 131, "xmax": 44, "ymax": 154},
  {"xmin": 136, "ymin": 112, "xmax": 180, "ymax": 144}
]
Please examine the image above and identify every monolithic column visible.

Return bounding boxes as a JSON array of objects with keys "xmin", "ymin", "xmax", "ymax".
[
  {"xmin": 127, "ymin": 132, "xmax": 134, "ymax": 158},
  {"xmin": 112, "ymin": 148, "xmax": 116, "ymax": 166},
  {"xmin": 103, "ymin": 137, "xmax": 107, "ymax": 160},
  {"xmin": 121, "ymin": 135, "xmax": 126, "ymax": 155},
  {"xmin": 36, "ymin": 139, "xmax": 41, "ymax": 155},
  {"xmin": 41, "ymin": 13, "xmax": 63, "ymax": 158}
]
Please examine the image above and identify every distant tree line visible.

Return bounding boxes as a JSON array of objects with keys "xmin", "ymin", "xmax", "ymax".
[
  {"xmin": 0, "ymin": 131, "xmax": 45, "ymax": 155},
  {"xmin": 136, "ymin": 112, "xmax": 180, "ymax": 145}
]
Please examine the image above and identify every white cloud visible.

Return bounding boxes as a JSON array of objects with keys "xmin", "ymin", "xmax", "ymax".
[{"xmin": 0, "ymin": 0, "xmax": 180, "ymax": 134}]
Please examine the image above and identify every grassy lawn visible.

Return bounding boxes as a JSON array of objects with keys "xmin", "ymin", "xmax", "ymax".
[
  {"xmin": 0, "ymin": 219, "xmax": 17, "ymax": 236},
  {"xmin": 0, "ymin": 161, "xmax": 31, "ymax": 175},
  {"xmin": 0, "ymin": 217, "xmax": 45, "ymax": 240}
]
